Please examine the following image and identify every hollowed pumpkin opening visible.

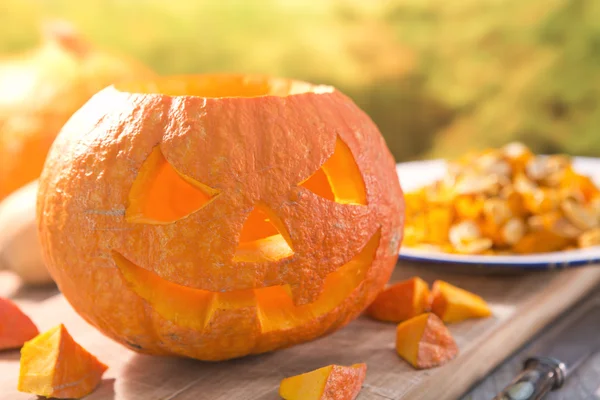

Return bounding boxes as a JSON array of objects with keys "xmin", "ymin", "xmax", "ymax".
[
  {"xmin": 114, "ymin": 75, "xmax": 334, "ymax": 98},
  {"xmin": 125, "ymin": 145, "xmax": 219, "ymax": 224},
  {"xmin": 112, "ymin": 230, "xmax": 379, "ymax": 333},
  {"xmin": 300, "ymin": 137, "xmax": 367, "ymax": 205},
  {"xmin": 234, "ymin": 204, "xmax": 294, "ymax": 263}
]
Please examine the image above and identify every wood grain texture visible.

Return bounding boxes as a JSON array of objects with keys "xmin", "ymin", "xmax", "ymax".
[
  {"xmin": 464, "ymin": 289, "xmax": 600, "ymax": 400},
  {"xmin": 1, "ymin": 263, "xmax": 600, "ymax": 400}
]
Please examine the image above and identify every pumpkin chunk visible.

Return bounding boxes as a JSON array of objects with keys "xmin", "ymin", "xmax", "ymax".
[
  {"xmin": 430, "ymin": 280, "xmax": 492, "ymax": 323},
  {"xmin": 365, "ymin": 277, "xmax": 430, "ymax": 322},
  {"xmin": 395, "ymin": 313, "xmax": 458, "ymax": 369},
  {"xmin": 18, "ymin": 324, "xmax": 107, "ymax": 399},
  {"xmin": 279, "ymin": 363, "xmax": 367, "ymax": 400},
  {"xmin": 0, "ymin": 297, "xmax": 38, "ymax": 350}
]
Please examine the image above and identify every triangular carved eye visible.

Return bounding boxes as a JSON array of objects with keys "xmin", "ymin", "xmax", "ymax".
[
  {"xmin": 299, "ymin": 137, "xmax": 367, "ymax": 205},
  {"xmin": 126, "ymin": 146, "xmax": 219, "ymax": 224}
]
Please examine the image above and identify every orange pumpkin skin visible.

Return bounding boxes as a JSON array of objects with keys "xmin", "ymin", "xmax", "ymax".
[
  {"xmin": 37, "ymin": 75, "xmax": 404, "ymax": 361},
  {"xmin": 0, "ymin": 22, "xmax": 154, "ymax": 200}
]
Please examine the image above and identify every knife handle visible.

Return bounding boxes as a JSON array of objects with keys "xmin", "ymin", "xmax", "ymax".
[{"xmin": 493, "ymin": 357, "xmax": 566, "ymax": 400}]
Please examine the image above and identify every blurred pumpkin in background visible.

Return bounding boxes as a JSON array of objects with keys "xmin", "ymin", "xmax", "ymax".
[
  {"xmin": 0, "ymin": 21, "xmax": 154, "ymax": 200},
  {"xmin": 1, "ymin": 0, "xmax": 599, "ymax": 163}
]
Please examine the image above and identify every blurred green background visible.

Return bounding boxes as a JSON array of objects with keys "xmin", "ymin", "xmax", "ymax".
[{"xmin": 2, "ymin": 0, "xmax": 599, "ymax": 161}]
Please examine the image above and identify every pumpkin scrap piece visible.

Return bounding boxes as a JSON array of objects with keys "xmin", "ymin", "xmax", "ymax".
[
  {"xmin": 18, "ymin": 324, "xmax": 107, "ymax": 399},
  {"xmin": 279, "ymin": 363, "xmax": 367, "ymax": 400},
  {"xmin": 430, "ymin": 280, "xmax": 492, "ymax": 323},
  {"xmin": 395, "ymin": 313, "xmax": 458, "ymax": 369},
  {"xmin": 0, "ymin": 297, "xmax": 38, "ymax": 350},
  {"xmin": 0, "ymin": 21, "xmax": 154, "ymax": 201},
  {"xmin": 365, "ymin": 277, "xmax": 430, "ymax": 322}
]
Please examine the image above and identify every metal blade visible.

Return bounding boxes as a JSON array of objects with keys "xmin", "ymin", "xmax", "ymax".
[{"xmin": 526, "ymin": 300, "xmax": 600, "ymax": 376}]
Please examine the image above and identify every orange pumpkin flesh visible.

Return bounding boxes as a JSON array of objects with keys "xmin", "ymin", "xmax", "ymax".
[
  {"xmin": 18, "ymin": 324, "xmax": 107, "ymax": 398},
  {"xmin": 0, "ymin": 297, "xmax": 39, "ymax": 350},
  {"xmin": 37, "ymin": 74, "xmax": 404, "ymax": 360},
  {"xmin": 430, "ymin": 280, "xmax": 492, "ymax": 324},
  {"xmin": 365, "ymin": 276, "xmax": 430, "ymax": 322},
  {"xmin": 395, "ymin": 313, "xmax": 458, "ymax": 369},
  {"xmin": 0, "ymin": 22, "xmax": 153, "ymax": 200},
  {"xmin": 279, "ymin": 363, "xmax": 367, "ymax": 400}
]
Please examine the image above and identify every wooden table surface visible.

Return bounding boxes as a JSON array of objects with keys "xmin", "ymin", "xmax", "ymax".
[
  {"xmin": 465, "ymin": 288, "xmax": 600, "ymax": 400},
  {"xmin": 2, "ymin": 265, "xmax": 600, "ymax": 400}
]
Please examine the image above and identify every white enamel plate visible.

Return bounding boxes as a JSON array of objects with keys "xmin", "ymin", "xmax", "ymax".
[{"xmin": 396, "ymin": 157, "xmax": 600, "ymax": 270}]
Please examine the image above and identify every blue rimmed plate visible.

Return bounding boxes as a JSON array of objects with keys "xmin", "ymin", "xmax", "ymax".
[{"xmin": 396, "ymin": 157, "xmax": 600, "ymax": 270}]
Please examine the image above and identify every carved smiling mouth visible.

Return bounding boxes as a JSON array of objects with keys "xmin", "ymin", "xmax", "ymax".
[
  {"xmin": 112, "ymin": 129, "xmax": 379, "ymax": 333},
  {"xmin": 112, "ymin": 230, "xmax": 379, "ymax": 333}
]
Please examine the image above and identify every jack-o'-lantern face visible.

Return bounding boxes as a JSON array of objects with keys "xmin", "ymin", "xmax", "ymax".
[{"xmin": 37, "ymin": 75, "xmax": 404, "ymax": 361}]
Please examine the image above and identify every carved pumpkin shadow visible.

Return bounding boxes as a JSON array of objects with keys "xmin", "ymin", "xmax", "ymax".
[
  {"xmin": 118, "ymin": 316, "xmax": 399, "ymax": 399},
  {"xmin": 89, "ymin": 378, "xmax": 116, "ymax": 400}
]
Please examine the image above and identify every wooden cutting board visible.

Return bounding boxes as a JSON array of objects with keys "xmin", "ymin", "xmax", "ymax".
[{"xmin": 2, "ymin": 263, "xmax": 600, "ymax": 400}]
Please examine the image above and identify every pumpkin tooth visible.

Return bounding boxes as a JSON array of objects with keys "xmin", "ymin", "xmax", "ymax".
[
  {"xmin": 204, "ymin": 291, "xmax": 258, "ymax": 330},
  {"xmin": 114, "ymin": 231, "xmax": 380, "ymax": 336},
  {"xmin": 289, "ymin": 278, "xmax": 327, "ymax": 307},
  {"xmin": 258, "ymin": 230, "xmax": 380, "ymax": 332},
  {"xmin": 112, "ymin": 251, "xmax": 215, "ymax": 332}
]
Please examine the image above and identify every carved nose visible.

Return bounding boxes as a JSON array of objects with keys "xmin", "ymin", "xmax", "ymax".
[{"xmin": 233, "ymin": 203, "xmax": 293, "ymax": 263}]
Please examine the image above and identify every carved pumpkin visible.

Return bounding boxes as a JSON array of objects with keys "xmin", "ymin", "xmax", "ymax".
[
  {"xmin": 0, "ymin": 22, "xmax": 154, "ymax": 200},
  {"xmin": 37, "ymin": 75, "xmax": 404, "ymax": 360}
]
